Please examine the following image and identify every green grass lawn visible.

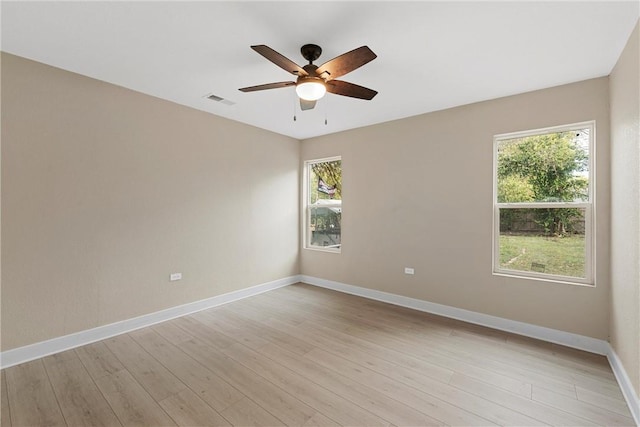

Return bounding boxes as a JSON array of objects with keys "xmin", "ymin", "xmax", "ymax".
[{"xmin": 499, "ymin": 234, "xmax": 585, "ymax": 278}]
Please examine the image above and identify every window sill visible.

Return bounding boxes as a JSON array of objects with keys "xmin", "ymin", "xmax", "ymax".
[
  {"xmin": 304, "ymin": 246, "xmax": 341, "ymax": 254},
  {"xmin": 493, "ymin": 271, "xmax": 594, "ymax": 287}
]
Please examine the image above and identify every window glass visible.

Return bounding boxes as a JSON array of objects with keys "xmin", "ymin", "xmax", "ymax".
[
  {"xmin": 498, "ymin": 208, "xmax": 587, "ymax": 278},
  {"xmin": 497, "ymin": 129, "xmax": 589, "ymax": 203},
  {"xmin": 309, "ymin": 160, "xmax": 342, "ymax": 204},
  {"xmin": 310, "ymin": 205, "xmax": 342, "ymax": 249}
]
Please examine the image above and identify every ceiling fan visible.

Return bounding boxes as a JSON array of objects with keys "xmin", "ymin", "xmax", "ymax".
[{"xmin": 239, "ymin": 44, "xmax": 378, "ymax": 111}]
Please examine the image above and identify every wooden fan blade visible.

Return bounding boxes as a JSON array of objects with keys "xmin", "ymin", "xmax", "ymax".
[
  {"xmin": 316, "ymin": 46, "xmax": 377, "ymax": 80},
  {"xmin": 300, "ymin": 99, "xmax": 316, "ymax": 111},
  {"xmin": 251, "ymin": 45, "xmax": 308, "ymax": 76},
  {"xmin": 326, "ymin": 80, "xmax": 378, "ymax": 100},
  {"xmin": 239, "ymin": 81, "xmax": 295, "ymax": 92}
]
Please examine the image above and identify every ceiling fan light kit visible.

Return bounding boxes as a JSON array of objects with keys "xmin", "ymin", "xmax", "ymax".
[
  {"xmin": 295, "ymin": 77, "xmax": 326, "ymax": 101},
  {"xmin": 239, "ymin": 43, "xmax": 378, "ymax": 111}
]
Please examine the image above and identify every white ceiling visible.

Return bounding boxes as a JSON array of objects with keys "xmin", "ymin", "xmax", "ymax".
[{"xmin": 2, "ymin": 1, "xmax": 638, "ymax": 140}]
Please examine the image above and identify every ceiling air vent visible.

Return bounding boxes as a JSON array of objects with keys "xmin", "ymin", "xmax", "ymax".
[{"xmin": 205, "ymin": 93, "xmax": 235, "ymax": 106}]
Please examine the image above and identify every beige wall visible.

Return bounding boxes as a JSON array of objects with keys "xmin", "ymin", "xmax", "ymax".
[
  {"xmin": 610, "ymin": 20, "xmax": 640, "ymax": 396},
  {"xmin": 301, "ymin": 78, "xmax": 611, "ymax": 340},
  {"xmin": 1, "ymin": 53, "xmax": 300, "ymax": 350}
]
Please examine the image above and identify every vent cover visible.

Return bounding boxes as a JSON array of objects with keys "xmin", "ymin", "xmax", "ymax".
[{"xmin": 205, "ymin": 93, "xmax": 235, "ymax": 106}]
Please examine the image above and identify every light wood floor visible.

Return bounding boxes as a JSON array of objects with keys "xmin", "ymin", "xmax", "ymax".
[{"xmin": 1, "ymin": 283, "xmax": 634, "ymax": 426}]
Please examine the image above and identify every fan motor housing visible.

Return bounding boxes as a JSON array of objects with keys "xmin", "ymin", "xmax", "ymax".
[{"xmin": 302, "ymin": 64, "xmax": 320, "ymax": 77}]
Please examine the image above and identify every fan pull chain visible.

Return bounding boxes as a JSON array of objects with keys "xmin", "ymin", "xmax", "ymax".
[
  {"xmin": 293, "ymin": 93, "xmax": 297, "ymax": 122},
  {"xmin": 324, "ymin": 97, "xmax": 328, "ymax": 125}
]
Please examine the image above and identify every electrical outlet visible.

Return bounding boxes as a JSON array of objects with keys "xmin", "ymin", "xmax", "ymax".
[
  {"xmin": 170, "ymin": 273, "xmax": 182, "ymax": 281},
  {"xmin": 404, "ymin": 267, "xmax": 415, "ymax": 275}
]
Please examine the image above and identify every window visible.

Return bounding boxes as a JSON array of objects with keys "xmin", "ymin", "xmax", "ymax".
[
  {"xmin": 493, "ymin": 122, "xmax": 594, "ymax": 285},
  {"xmin": 305, "ymin": 157, "xmax": 342, "ymax": 252}
]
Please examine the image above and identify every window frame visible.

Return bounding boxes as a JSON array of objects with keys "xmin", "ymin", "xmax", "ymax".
[
  {"xmin": 304, "ymin": 156, "xmax": 342, "ymax": 253},
  {"xmin": 492, "ymin": 121, "xmax": 595, "ymax": 286}
]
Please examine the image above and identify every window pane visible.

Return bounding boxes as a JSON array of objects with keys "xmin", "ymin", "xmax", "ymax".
[
  {"xmin": 497, "ymin": 128, "xmax": 589, "ymax": 203},
  {"xmin": 310, "ymin": 206, "xmax": 341, "ymax": 249},
  {"xmin": 498, "ymin": 208, "xmax": 586, "ymax": 278},
  {"xmin": 310, "ymin": 160, "xmax": 341, "ymax": 204}
]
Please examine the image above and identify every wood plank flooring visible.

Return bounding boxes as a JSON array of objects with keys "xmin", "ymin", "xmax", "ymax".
[{"xmin": 1, "ymin": 283, "xmax": 634, "ymax": 426}]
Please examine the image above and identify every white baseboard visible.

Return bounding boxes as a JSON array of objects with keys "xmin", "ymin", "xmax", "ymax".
[
  {"xmin": 607, "ymin": 345, "xmax": 640, "ymax": 426},
  {"xmin": 0, "ymin": 275, "xmax": 302, "ymax": 369},
  {"xmin": 301, "ymin": 275, "xmax": 640, "ymax": 425},
  {"xmin": 301, "ymin": 275, "xmax": 608, "ymax": 355}
]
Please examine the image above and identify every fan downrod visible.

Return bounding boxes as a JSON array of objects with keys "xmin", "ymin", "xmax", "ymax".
[{"xmin": 300, "ymin": 44, "xmax": 322, "ymax": 64}]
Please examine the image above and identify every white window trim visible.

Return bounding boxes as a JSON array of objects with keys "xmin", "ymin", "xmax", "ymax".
[
  {"xmin": 303, "ymin": 156, "xmax": 342, "ymax": 253},
  {"xmin": 492, "ymin": 121, "xmax": 596, "ymax": 286}
]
